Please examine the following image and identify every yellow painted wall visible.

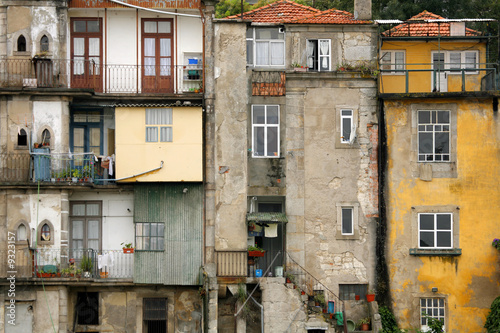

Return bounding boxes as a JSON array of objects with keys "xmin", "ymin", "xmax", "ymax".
[
  {"xmin": 380, "ymin": 41, "xmax": 487, "ymax": 93},
  {"xmin": 115, "ymin": 107, "xmax": 202, "ymax": 182},
  {"xmin": 385, "ymin": 98, "xmax": 500, "ymax": 332}
]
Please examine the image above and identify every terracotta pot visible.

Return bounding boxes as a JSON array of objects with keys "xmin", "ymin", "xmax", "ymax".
[
  {"xmin": 355, "ymin": 295, "xmax": 360, "ymax": 300},
  {"xmin": 286, "ymin": 278, "xmax": 291, "ymax": 283},
  {"xmin": 361, "ymin": 323, "xmax": 369, "ymax": 331},
  {"xmin": 248, "ymin": 250, "xmax": 264, "ymax": 257},
  {"xmin": 301, "ymin": 291, "xmax": 305, "ymax": 295},
  {"xmin": 123, "ymin": 248, "xmax": 134, "ymax": 253},
  {"xmin": 366, "ymin": 294, "xmax": 375, "ymax": 302}
]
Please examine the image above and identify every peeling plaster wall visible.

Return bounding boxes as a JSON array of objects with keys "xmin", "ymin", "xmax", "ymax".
[
  {"xmin": 33, "ymin": 100, "xmax": 70, "ymax": 154},
  {"xmin": 384, "ymin": 98, "xmax": 500, "ymax": 332}
]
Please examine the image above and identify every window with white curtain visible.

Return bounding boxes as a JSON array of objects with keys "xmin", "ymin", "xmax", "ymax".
[
  {"xmin": 306, "ymin": 39, "xmax": 331, "ymax": 71},
  {"xmin": 448, "ymin": 51, "xmax": 478, "ymax": 74},
  {"xmin": 252, "ymin": 105, "xmax": 280, "ymax": 157},
  {"xmin": 71, "ymin": 18, "xmax": 102, "ymax": 77},
  {"xmin": 146, "ymin": 108, "xmax": 173, "ymax": 142},
  {"xmin": 70, "ymin": 201, "xmax": 102, "ymax": 256},
  {"xmin": 247, "ymin": 27, "xmax": 285, "ymax": 67}
]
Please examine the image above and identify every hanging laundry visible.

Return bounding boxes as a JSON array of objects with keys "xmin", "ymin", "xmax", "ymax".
[{"xmin": 265, "ymin": 223, "xmax": 278, "ymax": 238}]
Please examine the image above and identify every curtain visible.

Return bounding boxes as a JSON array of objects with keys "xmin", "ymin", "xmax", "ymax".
[
  {"xmin": 320, "ymin": 40, "xmax": 329, "ymax": 70},
  {"xmin": 270, "ymin": 42, "xmax": 284, "ymax": 66},
  {"xmin": 73, "ymin": 38, "xmax": 85, "ymax": 75},
  {"xmin": 256, "ymin": 42, "xmax": 269, "ymax": 66},
  {"xmin": 307, "ymin": 40, "xmax": 314, "ymax": 68},
  {"xmin": 144, "ymin": 38, "xmax": 155, "ymax": 76}
]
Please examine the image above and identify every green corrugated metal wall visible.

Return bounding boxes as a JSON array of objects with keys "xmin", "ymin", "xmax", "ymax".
[{"xmin": 133, "ymin": 183, "xmax": 203, "ymax": 285}]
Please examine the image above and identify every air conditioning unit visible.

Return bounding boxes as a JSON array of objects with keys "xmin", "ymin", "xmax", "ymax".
[{"xmin": 23, "ymin": 78, "xmax": 37, "ymax": 87}]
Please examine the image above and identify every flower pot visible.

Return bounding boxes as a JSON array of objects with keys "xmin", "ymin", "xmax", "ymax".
[
  {"xmin": 301, "ymin": 291, "xmax": 305, "ymax": 295},
  {"xmin": 248, "ymin": 250, "xmax": 264, "ymax": 257},
  {"xmin": 366, "ymin": 294, "xmax": 375, "ymax": 302},
  {"xmin": 361, "ymin": 323, "xmax": 369, "ymax": 331},
  {"xmin": 286, "ymin": 277, "xmax": 291, "ymax": 283},
  {"xmin": 123, "ymin": 248, "xmax": 134, "ymax": 253},
  {"xmin": 72, "ymin": 177, "xmax": 78, "ymax": 183},
  {"xmin": 355, "ymin": 295, "xmax": 360, "ymax": 300},
  {"xmin": 100, "ymin": 272, "xmax": 109, "ymax": 278}
]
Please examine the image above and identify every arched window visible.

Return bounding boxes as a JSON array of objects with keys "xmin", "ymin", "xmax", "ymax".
[
  {"xmin": 17, "ymin": 224, "xmax": 27, "ymax": 241},
  {"xmin": 40, "ymin": 35, "xmax": 49, "ymax": 52},
  {"xmin": 17, "ymin": 129, "xmax": 27, "ymax": 146},
  {"xmin": 41, "ymin": 129, "xmax": 51, "ymax": 146},
  {"xmin": 41, "ymin": 223, "xmax": 51, "ymax": 241},
  {"xmin": 17, "ymin": 35, "xmax": 26, "ymax": 52}
]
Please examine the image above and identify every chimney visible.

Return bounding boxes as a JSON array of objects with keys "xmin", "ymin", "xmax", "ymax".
[{"xmin": 354, "ymin": 0, "xmax": 372, "ymax": 20}]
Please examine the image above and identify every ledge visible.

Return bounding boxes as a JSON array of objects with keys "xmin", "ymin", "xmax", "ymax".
[{"xmin": 409, "ymin": 248, "xmax": 462, "ymax": 256}]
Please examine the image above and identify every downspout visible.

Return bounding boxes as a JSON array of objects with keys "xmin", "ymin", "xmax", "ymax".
[
  {"xmin": 105, "ymin": 8, "xmax": 107, "ymax": 93},
  {"xmin": 113, "ymin": 161, "xmax": 164, "ymax": 181},
  {"xmin": 136, "ymin": 9, "xmax": 139, "ymax": 94}
]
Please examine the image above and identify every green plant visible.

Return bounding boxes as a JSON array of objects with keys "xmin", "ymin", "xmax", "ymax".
[
  {"xmin": 358, "ymin": 317, "xmax": 370, "ymax": 325},
  {"xmin": 492, "ymin": 238, "xmax": 500, "ymax": 250},
  {"xmin": 121, "ymin": 242, "xmax": 133, "ymax": 249},
  {"xmin": 199, "ymin": 286, "xmax": 207, "ymax": 299},
  {"xmin": 314, "ymin": 293, "xmax": 326, "ymax": 306},
  {"xmin": 425, "ymin": 315, "xmax": 444, "ymax": 333},
  {"xmin": 71, "ymin": 168, "xmax": 81, "ymax": 178},
  {"xmin": 379, "ymin": 305, "xmax": 400, "ymax": 333},
  {"xmin": 285, "ymin": 272, "xmax": 296, "ymax": 284},
  {"xmin": 82, "ymin": 165, "xmax": 91, "ymax": 178},
  {"xmin": 80, "ymin": 255, "xmax": 93, "ymax": 272},
  {"xmin": 248, "ymin": 245, "xmax": 264, "ymax": 252},
  {"xmin": 485, "ymin": 295, "xmax": 500, "ymax": 333}
]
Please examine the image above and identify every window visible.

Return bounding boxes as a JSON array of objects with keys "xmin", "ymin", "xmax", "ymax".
[
  {"xmin": 37, "ymin": 220, "xmax": 54, "ymax": 245},
  {"xmin": 336, "ymin": 202, "xmax": 360, "ymax": 239},
  {"xmin": 41, "ymin": 224, "xmax": 51, "ymax": 241},
  {"xmin": 252, "ymin": 105, "xmax": 279, "ymax": 157},
  {"xmin": 70, "ymin": 201, "xmax": 102, "ymax": 255},
  {"xmin": 448, "ymin": 51, "xmax": 478, "ymax": 74},
  {"xmin": 307, "ymin": 39, "xmax": 331, "ymax": 71},
  {"xmin": 421, "ymin": 298, "xmax": 445, "ymax": 331},
  {"xmin": 143, "ymin": 298, "xmax": 167, "ymax": 333},
  {"xmin": 136, "ymin": 222, "xmax": 165, "ymax": 251},
  {"xmin": 17, "ymin": 35, "xmax": 26, "ymax": 52},
  {"xmin": 17, "ymin": 224, "xmax": 27, "ymax": 242},
  {"xmin": 419, "ymin": 213, "xmax": 452, "ymax": 249},
  {"xmin": 76, "ymin": 292, "xmax": 99, "ymax": 325},
  {"xmin": 17, "ymin": 129, "xmax": 27, "ymax": 147},
  {"xmin": 247, "ymin": 27, "xmax": 285, "ymax": 67},
  {"xmin": 418, "ymin": 110, "xmax": 450, "ymax": 162},
  {"xmin": 341, "ymin": 207, "xmax": 353, "ymax": 235},
  {"xmin": 340, "ymin": 109, "xmax": 354, "ymax": 144},
  {"xmin": 146, "ymin": 108, "xmax": 173, "ymax": 142},
  {"xmin": 380, "ymin": 50, "xmax": 405, "ymax": 73},
  {"xmin": 40, "ymin": 35, "xmax": 49, "ymax": 52},
  {"xmin": 339, "ymin": 284, "xmax": 368, "ymax": 301},
  {"xmin": 71, "ymin": 110, "xmax": 102, "ymax": 160},
  {"xmin": 41, "ymin": 129, "xmax": 51, "ymax": 146}
]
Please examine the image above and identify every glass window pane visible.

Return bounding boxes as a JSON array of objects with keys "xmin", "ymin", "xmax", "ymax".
[
  {"xmin": 437, "ymin": 231, "xmax": 452, "ymax": 247},
  {"xmin": 87, "ymin": 20, "xmax": 100, "ymax": 32},
  {"xmin": 88, "ymin": 220, "xmax": 99, "ymax": 239},
  {"xmin": 420, "ymin": 214, "xmax": 434, "ymax": 230},
  {"xmin": 158, "ymin": 21, "xmax": 171, "ymax": 33},
  {"xmin": 267, "ymin": 106, "xmax": 279, "ymax": 124},
  {"xmin": 420, "ymin": 231, "xmax": 434, "ymax": 247},
  {"xmin": 267, "ymin": 127, "xmax": 278, "ymax": 157},
  {"xmin": 73, "ymin": 204, "xmax": 86, "ymax": 216},
  {"xmin": 246, "ymin": 40, "xmax": 253, "ymax": 65},
  {"xmin": 395, "ymin": 52, "xmax": 405, "ymax": 70},
  {"xmin": 158, "ymin": 223, "xmax": 164, "ymax": 235},
  {"xmin": 255, "ymin": 42, "xmax": 269, "ymax": 66},
  {"xmin": 253, "ymin": 106, "xmax": 265, "ymax": 124},
  {"xmin": 419, "ymin": 133, "xmax": 433, "ymax": 154},
  {"xmin": 418, "ymin": 111, "xmax": 431, "ymax": 124},
  {"xmin": 160, "ymin": 127, "xmax": 172, "ymax": 142},
  {"xmin": 146, "ymin": 127, "xmax": 158, "ymax": 142},
  {"xmin": 144, "ymin": 223, "xmax": 150, "ymax": 237},
  {"xmin": 449, "ymin": 52, "xmax": 461, "ymax": 69},
  {"xmin": 160, "ymin": 57, "xmax": 171, "ymax": 76},
  {"xmin": 342, "ymin": 110, "xmax": 352, "ymax": 116},
  {"xmin": 436, "ymin": 214, "xmax": 451, "ymax": 230},
  {"xmin": 465, "ymin": 52, "xmax": 476, "ymax": 69},
  {"xmin": 150, "ymin": 223, "xmax": 157, "ymax": 236},
  {"xmin": 89, "ymin": 38, "xmax": 100, "ymax": 56},
  {"xmin": 74, "ymin": 21, "xmax": 86, "ymax": 32},
  {"xmin": 160, "ymin": 38, "xmax": 171, "ymax": 57},
  {"xmin": 254, "ymin": 127, "xmax": 264, "ymax": 156},
  {"xmin": 87, "ymin": 203, "xmax": 100, "ymax": 216},
  {"xmin": 433, "ymin": 53, "xmax": 445, "ymax": 70},
  {"xmin": 434, "ymin": 133, "xmax": 449, "ymax": 154},
  {"xmin": 144, "ymin": 38, "xmax": 155, "ymax": 57},
  {"xmin": 342, "ymin": 208, "xmax": 353, "ymax": 234},
  {"xmin": 72, "ymin": 220, "xmax": 84, "ymax": 239},
  {"xmin": 144, "ymin": 21, "xmax": 157, "ymax": 33},
  {"xmin": 437, "ymin": 111, "xmax": 450, "ymax": 124},
  {"xmin": 89, "ymin": 128, "xmax": 100, "ymax": 148},
  {"xmin": 270, "ymin": 42, "xmax": 284, "ymax": 66},
  {"xmin": 342, "ymin": 117, "xmax": 351, "ymax": 141},
  {"xmin": 136, "ymin": 223, "xmax": 143, "ymax": 235}
]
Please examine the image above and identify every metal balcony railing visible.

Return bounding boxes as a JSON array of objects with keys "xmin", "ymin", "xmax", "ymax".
[
  {"xmin": 378, "ymin": 62, "xmax": 499, "ymax": 93},
  {"xmin": 0, "ymin": 58, "xmax": 203, "ymax": 94},
  {"xmin": 0, "ymin": 248, "xmax": 133, "ymax": 279}
]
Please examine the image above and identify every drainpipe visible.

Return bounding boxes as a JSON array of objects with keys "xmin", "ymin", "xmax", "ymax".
[{"xmin": 113, "ymin": 160, "xmax": 163, "ymax": 181}]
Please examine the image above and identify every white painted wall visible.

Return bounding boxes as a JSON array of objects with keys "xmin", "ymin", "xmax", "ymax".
[
  {"xmin": 31, "ymin": 7, "xmax": 60, "ymax": 56},
  {"xmin": 32, "ymin": 101, "xmax": 65, "ymax": 153},
  {"xmin": 69, "ymin": 191, "xmax": 134, "ymax": 250}
]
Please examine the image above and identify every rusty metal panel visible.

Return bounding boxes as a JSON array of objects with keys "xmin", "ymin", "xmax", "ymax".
[
  {"xmin": 134, "ymin": 183, "xmax": 203, "ymax": 285},
  {"xmin": 69, "ymin": 0, "xmax": 201, "ymax": 9},
  {"xmin": 216, "ymin": 251, "xmax": 247, "ymax": 277}
]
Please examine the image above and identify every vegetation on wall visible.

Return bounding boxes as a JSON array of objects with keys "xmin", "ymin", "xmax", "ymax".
[
  {"xmin": 379, "ymin": 305, "xmax": 399, "ymax": 333},
  {"xmin": 485, "ymin": 295, "xmax": 500, "ymax": 333}
]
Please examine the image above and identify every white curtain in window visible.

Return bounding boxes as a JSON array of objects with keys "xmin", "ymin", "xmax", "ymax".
[
  {"xmin": 160, "ymin": 127, "xmax": 173, "ymax": 142},
  {"xmin": 72, "ymin": 220, "xmax": 84, "ymax": 247},
  {"xmin": 146, "ymin": 127, "xmax": 158, "ymax": 142},
  {"xmin": 307, "ymin": 40, "xmax": 314, "ymax": 68},
  {"xmin": 160, "ymin": 57, "xmax": 171, "ymax": 76},
  {"xmin": 465, "ymin": 52, "xmax": 476, "ymax": 69},
  {"xmin": 319, "ymin": 40, "xmax": 329, "ymax": 69},
  {"xmin": 270, "ymin": 42, "xmax": 284, "ymax": 66},
  {"xmin": 449, "ymin": 52, "xmax": 461, "ymax": 69},
  {"xmin": 144, "ymin": 38, "xmax": 155, "ymax": 76},
  {"xmin": 144, "ymin": 21, "xmax": 157, "ymax": 33},
  {"xmin": 158, "ymin": 21, "xmax": 171, "ymax": 33},
  {"xmin": 147, "ymin": 108, "xmax": 172, "ymax": 125},
  {"xmin": 73, "ymin": 38, "xmax": 85, "ymax": 75},
  {"xmin": 256, "ymin": 42, "xmax": 269, "ymax": 66}
]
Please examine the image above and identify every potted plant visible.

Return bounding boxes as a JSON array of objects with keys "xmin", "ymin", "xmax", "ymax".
[
  {"xmin": 366, "ymin": 289, "xmax": 375, "ymax": 302},
  {"xmin": 71, "ymin": 168, "xmax": 81, "ymax": 182},
  {"xmin": 248, "ymin": 245, "xmax": 265, "ymax": 257},
  {"xmin": 314, "ymin": 293, "xmax": 326, "ymax": 307},
  {"xmin": 80, "ymin": 255, "xmax": 93, "ymax": 278},
  {"xmin": 121, "ymin": 242, "xmax": 134, "ymax": 253},
  {"xmin": 357, "ymin": 317, "xmax": 370, "ymax": 331},
  {"xmin": 285, "ymin": 272, "xmax": 295, "ymax": 284},
  {"xmin": 82, "ymin": 165, "xmax": 91, "ymax": 182}
]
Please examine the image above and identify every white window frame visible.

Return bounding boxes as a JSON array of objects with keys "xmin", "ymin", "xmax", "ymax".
[
  {"xmin": 336, "ymin": 202, "xmax": 360, "ymax": 239},
  {"xmin": 246, "ymin": 27, "xmax": 285, "ymax": 68},
  {"xmin": 417, "ymin": 110, "xmax": 450, "ymax": 162},
  {"xmin": 420, "ymin": 298, "xmax": 445, "ymax": 332},
  {"xmin": 251, "ymin": 105, "xmax": 280, "ymax": 158},
  {"xmin": 306, "ymin": 39, "xmax": 331, "ymax": 71},
  {"xmin": 340, "ymin": 109, "xmax": 355, "ymax": 144},
  {"xmin": 418, "ymin": 213, "xmax": 453, "ymax": 249},
  {"xmin": 380, "ymin": 50, "xmax": 405, "ymax": 74},
  {"xmin": 341, "ymin": 207, "xmax": 354, "ymax": 235},
  {"xmin": 145, "ymin": 108, "xmax": 173, "ymax": 143},
  {"xmin": 447, "ymin": 50, "xmax": 478, "ymax": 74}
]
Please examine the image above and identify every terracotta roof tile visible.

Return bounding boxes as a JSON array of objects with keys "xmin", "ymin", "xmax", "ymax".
[
  {"xmin": 285, "ymin": 8, "xmax": 372, "ymax": 24},
  {"xmin": 226, "ymin": 0, "xmax": 320, "ymax": 23},
  {"xmin": 382, "ymin": 10, "xmax": 481, "ymax": 37}
]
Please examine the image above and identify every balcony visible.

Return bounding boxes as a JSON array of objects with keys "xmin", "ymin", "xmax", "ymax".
[
  {"xmin": 379, "ymin": 62, "xmax": 499, "ymax": 94},
  {"xmin": 0, "ymin": 58, "xmax": 203, "ymax": 95},
  {"xmin": 1, "ymin": 248, "xmax": 133, "ymax": 280}
]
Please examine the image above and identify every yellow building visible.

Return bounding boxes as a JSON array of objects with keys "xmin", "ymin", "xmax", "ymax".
[{"xmin": 379, "ymin": 12, "xmax": 500, "ymax": 332}]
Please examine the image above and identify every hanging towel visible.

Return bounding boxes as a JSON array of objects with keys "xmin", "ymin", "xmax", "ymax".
[
  {"xmin": 108, "ymin": 156, "xmax": 114, "ymax": 176},
  {"xmin": 108, "ymin": 251, "xmax": 114, "ymax": 267},
  {"xmin": 265, "ymin": 223, "xmax": 278, "ymax": 238},
  {"xmin": 98, "ymin": 254, "xmax": 107, "ymax": 269}
]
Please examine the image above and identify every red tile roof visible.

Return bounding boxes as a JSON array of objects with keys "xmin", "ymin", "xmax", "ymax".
[
  {"xmin": 382, "ymin": 11, "xmax": 481, "ymax": 37},
  {"xmin": 285, "ymin": 8, "xmax": 372, "ymax": 24},
  {"xmin": 226, "ymin": 0, "xmax": 320, "ymax": 23}
]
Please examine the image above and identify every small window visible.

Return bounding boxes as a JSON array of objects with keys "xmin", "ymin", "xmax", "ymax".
[
  {"xmin": 252, "ymin": 105, "xmax": 280, "ymax": 157},
  {"xmin": 77, "ymin": 292, "xmax": 99, "ymax": 325},
  {"xmin": 146, "ymin": 108, "xmax": 173, "ymax": 142},
  {"xmin": 247, "ymin": 27, "xmax": 285, "ymax": 67},
  {"xmin": 418, "ymin": 110, "xmax": 450, "ymax": 162},
  {"xmin": 446, "ymin": 51, "xmax": 478, "ymax": 74},
  {"xmin": 341, "ymin": 208, "xmax": 353, "ymax": 235},
  {"xmin": 340, "ymin": 109, "xmax": 353, "ymax": 143},
  {"xmin": 136, "ymin": 222, "xmax": 165, "ymax": 251},
  {"xmin": 339, "ymin": 284, "xmax": 368, "ymax": 301},
  {"xmin": 40, "ymin": 35, "xmax": 49, "ymax": 52},
  {"xmin": 143, "ymin": 298, "xmax": 167, "ymax": 333},
  {"xmin": 17, "ymin": 129, "xmax": 27, "ymax": 146},
  {"xmin": 41, "ymin": 129, "xmax": 51, "ymax": 146},
  {"xmin": 418, "ymin": 213, "xmax": 453, "ymax": 249},
  {"xmin": 421, "ymin": 298, "xmax": 445, "ymax": 331},
  {"xmin": 41, "ymin": 224, "xmax": 51, "ymax": 241},
  {"xmin": 307, "ymin": 39, "xmax": 331, "ymax": 71},
  {"xmin": 17, "ymin": 224, "xmax": 27, "ymax": 241},
  {"xmin": 17, "ymin": 35, "xmax": 26, "ymax": 52},
  {"xmin": 380, "ymin": 50, "xmax": 405, "ymax": 73}
]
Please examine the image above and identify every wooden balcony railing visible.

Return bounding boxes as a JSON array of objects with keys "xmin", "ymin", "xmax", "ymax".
[
  {"xmin": 216, "ymin": 251, "xmax": 247, "ymax": 277},
  {"xmin": 0, "ymin": 58, "xmax": 203, "ymax": 94},
  {"xmin": 0, "ymin": 153, "xmax": 31, "ymax": 183}
]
